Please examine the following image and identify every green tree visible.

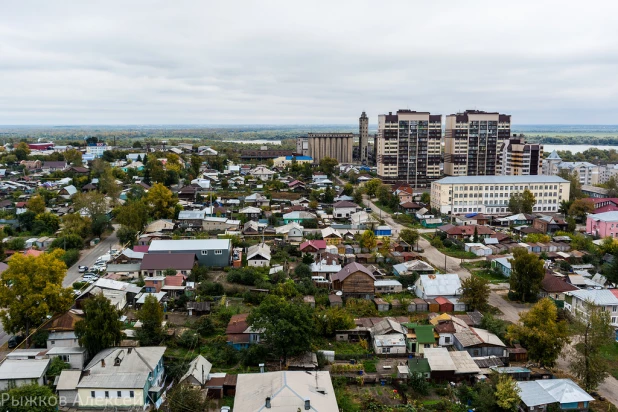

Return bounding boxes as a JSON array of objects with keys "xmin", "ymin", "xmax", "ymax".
[
  {"xmin": 460, "ymin": 276, "xmax": 490, "ymax": 312},
  {"xmin": 568, "ymin": 198, "xmax": 594, "ymax": 222},
  {"xmin": 114, "ymin": 199, "xmax": 150, "ymax": 232},
  {"xmin": 117, "ymin": 226, "xmax": 138, "ymax": 247},
  {"xmin": 294, "ymin": 263, "xmax": 312, "ymax": 279},
  {"xmin": 315, "ymin": 307, "xmax": 355, "ymax": 336},
  {"xmin": 364, "ymin": 178, "xmax": 382, "ymax": 197},
  {"xmin": 137, "ymin": 295, "xmax": 164, "ymax": 346},
  {"xmin": 558, "ymin": 169, "xmax": 583, "ymax": 200},
  {"xmin": 146, "ymin": 183, "xmax": 178, "ymax": 219},
  {"xmin": 524, "ymin": 233, "xmax": 551, "ymax": 243},
  {"xmin": 2, "ymin": 384, "xmax": 57, "ymax": 412},
  {"xmin": 64, "ymin": 148, "xmax": 83, "ymax": 166},
  {"xmin": 361, "ymin": 230, "xmax": 377, "ymax": 251},
  {"xmin": 566, "ymin": 217, "xmax": 576, "ymax": 233},
  {"xmin": 27, "ymin": 195, "xmax": 46, "ymax": 214},
  {"xmin": 33, "ymin": 212, "xmax": 60, "ymax": 235},
  {"xmin": 132, "ymin": 141, "xmax": 143, "ymax": 148},
  {"xmin": 0, "ymin": 250, "xmax": 73, "ymax": 337},
  {"xmin": 189, "ymin": 154, "xmax": 202, "ymax": 178},
  {"xmin": 319, "ymin": 157, "xmax": 338, "ymax": 175},
  {"xmin": 521, "ymin": 188, "xmax": 535, "ymax": 214},
  {"xmin": 400, "ymin": 228, "xmax": 420, "ymax": 247},
  {"xmin": 248, "ymin": 295, "xmax": 315, "ymax": 362},
  {"xmin": 353, "ymin": 190, "xmax": 363, "ymax": 205},
  {"xmin": 14, "ymin": 142, "xmax": 31, "ymax": 161},
  {"xmin": 508, "ymin": 248, "xmax": 545, "ymax": 303},
  {"xmin": 75, "ymin": 293, "xmax": 124, "ymax": 359},
  {"xmin": 323, "ymin": 186, "xmax": 335, "ymax": 203},
  {"xmin": 166, "ymin": 383, "xmax": 207, "ymax": 412},
  {"xmin": 61, "ymin": 213, "xmax": 92, "ymax": 238},
  {"xmin": 47, "ymin": 357, "xmax": 70, "ymax": 378},
  {"xmin": 508, "ymin": 192, "xmax": 523, "ymax": 214},
  {"xmin": 472, "ymin": 226, "xmax": 479, "ymax": 243},
  {"xmin": 506, "ymin": 298, "xmax": 570, "ymax": 367},
  {"xmin": 74, "ymin": 191, "xmax": 110, "ymax": 236},
  {"xmin": 495, "ymin": 375, "xmax": 521, "ymax": 412},
  {"xmin": 343, "ymin": 183, "xmax": 354, "ymax": 196},
  {"xmin": 559, "ymin": 200, "xmax": 573, "ymax": 217},
  {"xmin": 420, "ymin": 192, "xmax": 431, "ymax": 204},
  {"xmin": 569, "ymin": 301, "xmax": 615, "ymax": 391}
]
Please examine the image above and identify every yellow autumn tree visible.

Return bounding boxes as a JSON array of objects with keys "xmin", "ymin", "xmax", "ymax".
[
  {"xmin": 146, "ymin": 183, "xmax": 178, "ymax": 219},
  {"xmin": 0, "ymin": 249, "xmax": 74, "ymax": 337}
]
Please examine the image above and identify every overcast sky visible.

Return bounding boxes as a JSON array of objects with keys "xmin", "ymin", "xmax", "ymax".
[{"xmin": 1, "ymin": 1, "xmax": 617, "ymax": 125}]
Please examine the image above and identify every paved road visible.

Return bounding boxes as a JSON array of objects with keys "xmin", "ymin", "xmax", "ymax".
[
  {"xmin": 63, "ymin": 226, "xmax": 120, "ymax": 287},
  {"xmin": 363, "ymin": 195, "xmax": 525, "ymax": 323}
]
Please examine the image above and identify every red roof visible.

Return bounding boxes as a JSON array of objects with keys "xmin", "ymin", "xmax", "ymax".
[
  {"xmin": 585, "ymin": 198, "xmax": 618, "ymax": 206},
  {"xmin": 332, "ymin": 262, "xmax": 375, "ymax": 282},
  {"xmin": 165, "ymin": 274, "xmax": 186, "ymax": 286},
  {"xmin": 434, "ymin": 296, "xmax": 451, "ymax": 304},
  {"xmin": 300, "ymin": 240, "xmax": 327, "ymax": 252},
  {"xmin": 24, "ymin": 249, "xmax": 44, "ymax": 257},
  {"xmin": 541, "ymin": 274, "xmax": 578, "ymax": 293},
  {"xmin": 610, "ymin": 289, "xmax": 618, "ymax": 299},
  {"xmin": 133, "ymin": 245, "xmax": 150, "ymax": 253},
  {"xmin": 225, "ymin": 313, "xmax": 249, "ymax": 334},
  {"xmin": 444, "ymin": 225, "xmax": 494, "ymax": 236},
  {"xmin": 595, "ymin": 204, "xmax": 618, "ymax": 213}
]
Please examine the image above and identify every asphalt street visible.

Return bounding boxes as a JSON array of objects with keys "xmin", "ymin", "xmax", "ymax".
[{"xmin": 63, "ymin": 227, "xmax": 120, "ymax": 288}]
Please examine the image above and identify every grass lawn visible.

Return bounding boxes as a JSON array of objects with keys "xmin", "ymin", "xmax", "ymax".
[
  {"xmin": 373, "ymin": 201, "xmax": 396, "ymax": 215},
  {"xmin": 472, "ymin": 269, "xmax": 509, "ymax": 283},
  {"xmin": 314, "ymin": 338, "xmax": 372, "ymax": 356},
  {"xmin": 362, "ymin": 358, "xmax": 378, "ymax": 373},
  {"xmin": 421, "ymin": 233, "xmax": 478, "ymax": 259},
  {"xmin": 600, "ymin": 342, "xmax": 618, "ymax": 380}
]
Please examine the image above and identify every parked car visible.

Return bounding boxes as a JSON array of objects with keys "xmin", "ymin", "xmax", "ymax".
[
  {"xmin": 365, "ymin": 207, "xmax": 372, "ymax": 213},
  {"xmin": 8, "ymin": 335, "xmax": 24, "ymax": 349},
  {"xmin": 220, "ymin": 407, "xmax": 231, "ymax": 412},
  {"xmin": 83, "ymin": 273, "xmax": 98, "ymax": 282},
  {"xmin": 78, "ymin": 265, "xmax": 88, "ymax": 273}
]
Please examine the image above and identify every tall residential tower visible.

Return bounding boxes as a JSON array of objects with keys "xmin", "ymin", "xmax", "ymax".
[
  {"xmin": 359, "ymin": 111, "xmax": 369, "ymax": 163},
  {"xmin": 444, "ymin": 110, "xmax": 511, "ymax": 176},
  {"xmin": 376, "ymin": 110, "xmax": 442, "ymax": 188}
]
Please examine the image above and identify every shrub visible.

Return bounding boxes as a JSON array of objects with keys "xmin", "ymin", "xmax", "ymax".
[
  {"xmin": 60, "ymin": 249, "xmax": 80, "ymax": 268},
  {"xmin": 177, "ymin": 330, "xmax": 199, "ymax": 349}
]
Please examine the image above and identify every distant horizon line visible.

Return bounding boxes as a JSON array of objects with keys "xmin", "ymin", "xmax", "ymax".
[{"xmin": 1, "ymin": 123, "xmax": 618, "ymax": 128}]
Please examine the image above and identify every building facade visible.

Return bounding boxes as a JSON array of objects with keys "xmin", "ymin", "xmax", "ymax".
[
  {"xmin": 376, "ymin": 110, "xmax": 442, "ymax": 187},
  {"xmin": 296, "ymin": 133, "xmax": 353, "ymax": 164},
  {"xmin": 431, "ymin": 175, "xmax": 570, "ymax": 215},
  {"xmin": 444, "ymin": 110, "xmax": 511, "ymax": 176},
  {"xmin": 359, "ymin": 111, "xmax": 369, "ymax": 163},
  {"xmin": 542, "ymin": 151, "xmax": 599, "ymax": 185},
  {"xmin": 497, "ymin": 138, "xmax": 542, "ymax": 175}
]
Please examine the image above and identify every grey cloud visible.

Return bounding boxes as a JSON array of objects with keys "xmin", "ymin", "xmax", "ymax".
[{"xmin": 1, "ymin": 0, "xmax": 618, "ymax": 124}]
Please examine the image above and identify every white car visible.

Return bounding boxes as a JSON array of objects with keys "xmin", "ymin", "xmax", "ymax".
[
  {"xmin": 83, "ymin": 274, "xmax": 98, "ymax": 282},
  {"xmin": 78, "ymin": 265, "xmax": 88, "ymax": 273}
]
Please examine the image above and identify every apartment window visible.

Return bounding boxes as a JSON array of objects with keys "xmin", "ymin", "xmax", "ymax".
[
  {"xmin": 215, "ymin": 250, "xmax": 222, "ymax": 255},
  {"xmin": 91, "ymin": 391, "xmax": 95, "ymax": 398},
  {"xmin": 117, "ymin": 391, "xmax": 122, "ymax": 397},
  {"xmin": 105, "ymin": 391, "xmax": 109, "ymax": 398},
  {"xmin": 130, "ymin": 391, "xmax": 135, "ymax": 398},
  {"xmin": 201, "ymin": 250, "xmax": 208, "ymax": 255},
  {"xmin": 444, "ymin": 336, "xmax": 450, "ymax": 344},
  {"xmin": 613, "ymin": 306, "xmax": 617, "ymax": 312}
]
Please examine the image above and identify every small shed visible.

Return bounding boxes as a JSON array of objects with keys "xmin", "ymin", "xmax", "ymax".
[
  {"xmin": 448, "ymin": 297, "xmax": 467, "ymax": 312},
  {"xmin": 414, "ymin": 298, "xmax": 428, "ymax": 312},
  {"xmin": 426, "ymin": 298, "xmax": 440, "ymax": 313},
  {"xmin": 374, "ymin": 298, "xmax": 389, "ymax": 312},
  {"xmin": 328, "ymin": 294, "xmax": 343, "ymax": 308},
  {"xmin": 435, "ymin": 297, "xmax": 454, "ymax": 313},
  {"xmin": 186, "ymin": 301, "xmax": 211, "ymax": 316},
  {"xmin": 374, "ymin": 225, "xmax": 392, "ymax": 237},
  {"xmin": 407, "ymin": 300, "xmax": 417, "ymax": 313},
  {"xmin": 303, "ymin": 295, "xmax": 316, "ymax": 308},
  {"xmin": 507, "ymin": 344, "xmax": 528, "ymax": 362}
]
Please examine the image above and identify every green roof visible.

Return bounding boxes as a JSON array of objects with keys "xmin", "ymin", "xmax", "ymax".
[
  {"xmin": 404, "ymin": 323, "xmax": 436, "ymax": 344},
  {"xmin": 408, "ymin": 358, "xmax": 430, "ymax": 374}
]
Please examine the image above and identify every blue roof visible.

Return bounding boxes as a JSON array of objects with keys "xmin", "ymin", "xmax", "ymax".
[
  {"xmin": 286, "ymin": 156, "xmax": 312, "ymax": 161},
  {"xmin": 465, "ymin": 213, "xmax": 478, "ymax": 218}
]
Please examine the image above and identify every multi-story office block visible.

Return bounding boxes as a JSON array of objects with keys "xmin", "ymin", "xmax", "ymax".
[
  {"xmin": 376, "ymin": 110, "xmax": 442, "ymax": 188},
  {"xmin": 497, "ymin": 138, "xmax": 543, "ymax": 175},
  {"xmin": 296, "ymin": 133, "xmax": 353, "ymax": 164},
  {"xmin": 430, "ymin": 175, "xmax": 570, "ymax": 216},
  {"xmin": 444, "ymin": 110, "xmax": 511, "ymax": 176},
  {"xmin": 359, "ymin": 112, "xmax": 369, "ymax": 163}
]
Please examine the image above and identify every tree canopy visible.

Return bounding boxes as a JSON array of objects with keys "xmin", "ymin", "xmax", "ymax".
[
  {"xmin": 75, "ymin": 293, "xmax": 124, "ymax": 359},
  {"xmin": 146, "ymin": 183, "xmax": 178, "ymax": 219},
  {"xmin": 247, "ymin": 295, "xmax": 314, "ymax": 362},
  {"xmin": 137, "ymin": 295, "xmax": 164, "ymax": 346},
  {"xmin": 508, "ymin": 248, "xmax": 545, "ymax": 303},
  {"xmin": 460, "ymin": 276, "xmax": 490, "ymax": 312},
  {"xmin": 506, "ymin": 298, "xmax": 570, "ymax": 367},
  {"xmin": 0, "ymin": 250, "xmax": 73, "ymax": 337}
]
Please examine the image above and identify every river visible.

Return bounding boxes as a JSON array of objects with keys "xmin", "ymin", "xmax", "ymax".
[{"xmin": 542, "ymin": 144, "xmax": 618, "ymax": 153}]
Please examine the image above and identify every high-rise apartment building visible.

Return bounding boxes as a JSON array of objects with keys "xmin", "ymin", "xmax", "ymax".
[
  {"xmin": 497, "ymin": 137, "xmax": 543, "ymax": 176},
  {"xmin": 296, "ymin": 133, "xmax": 354, "ymax": 164},
  {"xmin": 444, "ymin": 110, "xmax": 511, "ymax": 176},
  {"xmin": 376, "ymin": 110, "xmax": 442, "ymax": 188},
  {"xmin": 359, "ymin": 111, "xmax": 369, "ymax": 163}
]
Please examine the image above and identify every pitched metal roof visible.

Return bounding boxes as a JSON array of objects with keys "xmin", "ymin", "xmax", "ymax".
[{"xmin": 149, "ymin": 239, "xmax": 231, "ymax": 252}]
